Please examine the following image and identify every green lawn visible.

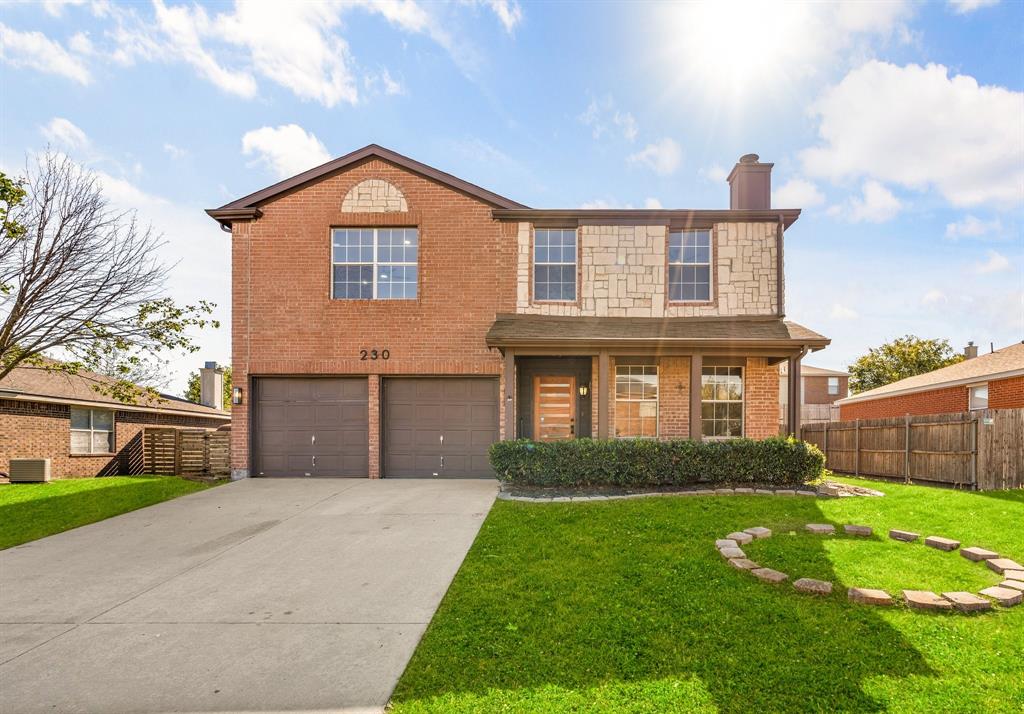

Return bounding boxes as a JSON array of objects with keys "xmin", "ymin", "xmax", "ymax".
[
  {"xmin": 0, "ymin": 475, "xmax": 216, "ymax": 549},
  {"xmin": 392, "ymin": 478, "xmax": 1024, "ymax": 713}
]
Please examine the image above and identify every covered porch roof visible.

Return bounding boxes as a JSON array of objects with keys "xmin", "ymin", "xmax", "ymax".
[{"xmin": 486, "ymin": 314, "xmax": 829, "ymax": 355}]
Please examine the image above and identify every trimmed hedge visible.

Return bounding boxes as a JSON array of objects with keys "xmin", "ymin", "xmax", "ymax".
[{"xmin": 489, "ymin": 436, "xmax": 825, "ymax": 488}]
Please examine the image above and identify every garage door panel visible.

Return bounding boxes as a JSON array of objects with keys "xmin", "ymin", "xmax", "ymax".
[{"xmin": 384, "ymin": 377, "xmax": 498, "ymax": 478}]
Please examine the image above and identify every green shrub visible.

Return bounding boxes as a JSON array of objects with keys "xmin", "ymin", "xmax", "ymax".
[{"xmin": 489, "ymin": 436, "xmax": 825, "ymax": 488}]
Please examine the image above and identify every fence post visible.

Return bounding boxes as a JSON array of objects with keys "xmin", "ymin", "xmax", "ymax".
[
  {"xmin": 969, "ymin": 412, "xmax": 978, "ymax": 491},
  {"xmin": 904, "ymin": 414, "xmax": 911, "ymax": 484},
  {"xmin": 823, "ymin": 422, "xmax": 829, "ymax": 463},
  {"xmin": 854, "ymin": 419, "xmax": 860, "ymax": 477},
  {"xmin": 174, "ymin": 429, "xmax": 181, "ymax": 476}
]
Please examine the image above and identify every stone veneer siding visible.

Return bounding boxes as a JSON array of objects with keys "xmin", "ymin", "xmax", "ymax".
[
  {"xmin": 341, "ymin": 178, "xmax": 409, "ymax": 213},
  {"xmin": 516, "ymin": 222, "xmax": 778, "ymax": 317}
]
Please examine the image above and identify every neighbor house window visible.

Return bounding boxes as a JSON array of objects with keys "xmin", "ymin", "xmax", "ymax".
[
  {"xmin": 827, "ymin": 377, "xmax": 839, "ymax": 396},
  {"xmin": 969, "ymin": 384, "xmax": 988, "ymax": 410},
  {"xmin": 70, "ymin": 407, "xmax": 114, "ymax": 454},
  {"xmin": 615, "ymin": 365, "xmax": 658, "ymax": 438},
  {"xmin": 668, "ymin": 229, "xmax": 711, "ymax": 301},
  {"xmin": 331, "ymin": 227, "xmax": 418, "ymax": 299},
  {"xmin": 534, "ymin": 228, "xmax": 577, "ymax": 301},
  {"xmin": 701, "ymin": 365, "xmax": 743, "ymax": 438}
]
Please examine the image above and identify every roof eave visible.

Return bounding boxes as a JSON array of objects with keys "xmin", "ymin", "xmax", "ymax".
[
  {"xmin": 491, "ymin": 208, "xmax": 802, "ymax": 228},
  {"xmin": 486, "ymin": 336, "xmax": 830, "ymax": 351},
  {"xmin": 836, "ymin": 366, "xmax": 1024, "ymax": 405},
  {"xmin": 2, "ymin": 392, "xmax": 232, "ymax": 420}
]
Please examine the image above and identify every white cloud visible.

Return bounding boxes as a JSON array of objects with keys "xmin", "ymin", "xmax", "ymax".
[
  {"xmin": 478, "ymin": 0, "xmax": 523, "ymax": 33},
  {"xmin": 831, "ymin": 180, "xmax": 902, "ymax": 223},
  {"xmin": 40, "ymin": 117, "xmax": 89, "ymax": 150},
  {"xmin": 365, "ymin": 67, "xmax": 404, "ymax": 96},
  {"xmin": 772, "ymin": 178, "xmax": 825, "ymax": 208},
  {"xmin": 0, "ymin": 22, "xmax": 91, "ymax": 84},
  {"xmin": 944, "ymin": 215, "xmax": 1002, "ymax": 240},
  {"xmin": 644, "ymin": 198, "xmax": 663, "ymax": 209},
  {"xmin": 68, "ymin": 31, "xmax": 94, "ymax": 55},
  {"xmin": 40, "ymin": 0, "xmax": 88, "ymax": 18},
  {"xmin": 948, "ymin": 0, "xmax": 1000, "ymax": 14},
  {"xmin": 922, "ymin": 289, "xmax": 947, "ymax": 306},
  {"xmin": 700, "ymin": 164, "xmax": 728, "ymax": 184},
  {"xmin": 627, "ymin": 138, "xmax": 682, "ymax": 176},
  {"xmin": 241, "ymin": 124, "xmax": 331, "ymax": 180},
  {"xmin": 163, "ymin": 143, "xmax": 187, "ymax": 160},
  {"xmin": 801, "ymin": 61, "xmax": 1024, "ymax": 209},
  {"xmin": 579, "ymin": 96, "xmax": 639, "ymax": 142},
  {"xmin": 974, "ymin": 250, "xmax": 1011, "ymax": 274},
  {"xmin": 829, "ymin": 303, "xmax": 859, "ymax": 320},
  {"xmin": 578, "ymin": 197, "xmax": 665, "ymax": 210}
]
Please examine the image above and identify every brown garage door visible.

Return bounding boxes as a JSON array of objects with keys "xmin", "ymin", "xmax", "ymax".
[
  {"xmin": 384, "ymin": 377, "xmax": 499, "ymax": 478},
  {"xmin": 254, "ymin": 377, "xmax": 368, "ymax": 477}
]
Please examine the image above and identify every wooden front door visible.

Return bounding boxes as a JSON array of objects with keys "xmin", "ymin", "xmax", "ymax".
[{"xmin": 533, "ymin": 376, "xmax": 576, "ymax": 441}]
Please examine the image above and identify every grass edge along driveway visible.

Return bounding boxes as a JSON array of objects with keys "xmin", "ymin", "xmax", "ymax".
[
  {"xmin": 0, "ymin": 475, "xmax": 216, "ymax": 549},
  {"xmin": 391, "ymin": 477, "xmax": 1024, "ymax": 714}
]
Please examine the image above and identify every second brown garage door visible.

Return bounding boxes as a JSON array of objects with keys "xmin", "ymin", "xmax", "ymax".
[
  {"xmin": 254, "ymin": 377, "xmax": 368, "ymax": 477},
  {"xmin": 384, "ymin": 377, "xmax": 499, "ymax": 478}
]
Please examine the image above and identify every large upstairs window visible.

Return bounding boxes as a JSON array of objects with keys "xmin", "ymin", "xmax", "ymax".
[
  {"xmin": 331, "ymin": 228, "xmax": 418, "ymax": 299},
  {"xmin": 668, "ymin": 229, "xmax": 712, "ymax": 302},
  {"xmin": 534, "ymin": 229, "xmax": 577, "ymax": 301}
]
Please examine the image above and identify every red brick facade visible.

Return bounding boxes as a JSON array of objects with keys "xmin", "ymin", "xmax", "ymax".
[
  {"xmin": 745, "ymin": 358, "xmax": 780, "ymax": 439},
  {"xmin": 0, "ymin": 399, "xmax": 225, "ymax": 479},
  {"xmin": 838, "ymin": 374, "xmax": 1024, "ymax": 420},
  {"xmin": 989, "ymin": 375, "xmax": 1024, "ymax": 409},
  {"xmin": 803, "ymin": 375, "xmax": 848, "ymax": 405}
]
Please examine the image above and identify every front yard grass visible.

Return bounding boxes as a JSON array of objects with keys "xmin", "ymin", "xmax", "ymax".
[
  {"xmin": 0, "ymin": 475, "xmax": 216, "ymax": 549},
  {"xmin": 391, "ymin": 477, "xmax": 1024, "ymax": 713}
]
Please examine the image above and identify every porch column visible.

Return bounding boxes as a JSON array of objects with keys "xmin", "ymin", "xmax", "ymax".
[
  {"xmin": 689, "ymin": 353, "xmax": 703, "ymax": 440},
  {"xmin": 788, "ymin": 353, "xmax": 802, "ymax": 436},
  {"xmin": 598, "ymin": 350, "xmax": 610, "ymax": 438},
  {"xmin": 503, "ymin": 348, "xmax": 515, "ymax": 439}
]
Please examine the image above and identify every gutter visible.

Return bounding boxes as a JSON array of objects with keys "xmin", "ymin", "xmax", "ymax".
[
  {"xmin": 1, "ymin": 392, "xmax": 231, "ymax": 420},
  {"xmin": 837, "ymin": 367, "xmax": 1024, "ymax": 405}
]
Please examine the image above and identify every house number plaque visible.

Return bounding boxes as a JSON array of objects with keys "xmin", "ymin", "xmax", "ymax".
[{"xmin": 359, "ymin": 349, "xmax": 390, "ymax": 361}]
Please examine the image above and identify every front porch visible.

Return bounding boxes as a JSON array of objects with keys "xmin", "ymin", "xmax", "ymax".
[{"xmin": 489, "ymin": 314, "xmax": 830, "ymax": 442}]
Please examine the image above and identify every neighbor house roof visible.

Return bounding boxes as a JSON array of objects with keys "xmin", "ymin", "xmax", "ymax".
[
  {"xmin": 780, "ymin": 364, "xmax": 849, "ymax": 377},
  {"xmin": 837, "ymin": 342, "xmax": 1024, "ymax": 405},
  {"xmin": 0, "ymin": 364, "xmax": 230, "ymax": 420},
  {"xmin": 485, "ymin": 314, "xmax": 829, "ymax": 350},
  {"xmin": 207, "ymin": 144, "xmax": 528, "ymax": 227}
]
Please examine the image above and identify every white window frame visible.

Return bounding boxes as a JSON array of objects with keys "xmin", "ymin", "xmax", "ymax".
[
  {"xmin": 827, "ymin": 376, "xmax": 840, "ymax": 396},
  {"xmin": 330, "ymin": 227, "xmax": 419, "ymax": 300},
  {"xmin": 701, "ymin": 365, "xmax": 744, "ymax": 439},
  {"xmin": 968, "ymin": 383, "xmax": 989, "ymax": 411},
  {"xmin": 668, "ymin": 229, "xmax": 713, "ymax": 303},
  {"xmin": 70, "ymin": 407, "xmax": 115, "ymax": 455},
  {"xmin": 614, "ymin": 364, "xmax": 659, "ymax": 438},
  {"xmin": 533, "ymin": 228, "xmax": 578, "ymax": 303}
]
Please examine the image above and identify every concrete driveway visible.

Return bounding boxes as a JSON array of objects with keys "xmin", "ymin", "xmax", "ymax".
[{"xmin": 0, "ymin": 478, "xmax": 498, "ymax": 713}]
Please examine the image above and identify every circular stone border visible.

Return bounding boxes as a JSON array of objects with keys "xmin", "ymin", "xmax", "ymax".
[
  {"xmin": 497, "ymin": 480, "xmax": 882, "ymax": 503},
  {"xmin": 715, "ymin": 525, "xmax": 1024, "ymax": 613}
]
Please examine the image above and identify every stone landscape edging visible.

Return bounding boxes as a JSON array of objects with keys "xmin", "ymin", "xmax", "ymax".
[{"xmin": 495, "ymin": 480, "xmax": 880, "ymax": 502}]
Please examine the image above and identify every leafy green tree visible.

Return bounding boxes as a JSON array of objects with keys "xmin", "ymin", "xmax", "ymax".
[
  {"xmin": 184, "ymin": 365, "xmax": 232, "ymax": 411},
  {"xmin": 849, "ymin": 335, "xmax": 964, "ymax": 394},
  {"xmin": 0, "ymin": 152, "xmax": 219, "ymax": 403}
]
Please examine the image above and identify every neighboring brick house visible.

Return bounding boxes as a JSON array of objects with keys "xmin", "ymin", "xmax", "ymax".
[
  {"xmin": 779, "ymin": 363, "xmax": 849, "ymax": 424},
  {"xmin": 837, "ymin": 342, "xmax": 1024, "ymax": 420},
  {"xmin": 0, "ymin": 363, "xmax": 229, "ymax": 479},
  {"xmin": 207, "ymin": 145, "xmax": 829, "ymax": 479}
]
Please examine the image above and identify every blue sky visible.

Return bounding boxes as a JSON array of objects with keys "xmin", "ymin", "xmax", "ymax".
[{"xmin": 2, "ymin": 0, "xmax": 1022, "ymax": 395}]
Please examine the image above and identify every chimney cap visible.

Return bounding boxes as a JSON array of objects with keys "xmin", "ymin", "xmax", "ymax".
[
  {"xmin": 739, "ymin": 153, "xmax": 760, "ymax": 164},
  {"xmin": 203, "ymin": 361, "xmax": 219, "ymax": 370}
]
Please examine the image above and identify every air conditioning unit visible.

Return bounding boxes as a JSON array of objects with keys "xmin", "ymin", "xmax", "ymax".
[{"xmin": 9, "ymin": 458, "xmax": 51, "ymax": 483}]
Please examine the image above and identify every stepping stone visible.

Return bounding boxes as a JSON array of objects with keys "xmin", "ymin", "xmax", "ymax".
[
  {"xmin": 942, "ymin": 591, "xmax": 992, "ymax": 612},
  {"xmin": 806, "ymin": 523, "xmax": 836, "ymax": 535},
  {"xmin": 903, "ymin": 590, "xmax": 954, "ymax": 611},
  {"xmin": 728, "ymin": 558, "xmax": 760, "ymax": 571},
  {"xmin": 734, "ymin": 487, "xmax": 755, "ymax": 495},
  {"xmin": 889, "ymin": 529, "xmax": 919, "ymax": 542},
  {"xmin": 961, "ymin": 546, "xmax": 999, "ymax": 561},
  {"xmin": 715, "ymin": 488, "xmax": 735, "ymax": 495},
  {"xmin": 692, "ymin": 489, "xmax": 715, "ymax": 496},
  {"xmin": 755, "ymin": 489, "xmax": 774, "ymax": 495},
  {"xmin": 751, "ymin": 568, "xmax": 788, "ymax": 583},
  {"xmin": 999, "ymin": 580, "xmax": 1024, "ymax": 592},
  {"xmin": 794, "ymin": 578, "xmax": 833, "ymax": 595},
  {"xmin": 1003, "ymin": 570, "xmax": 1024, "ymax": 581},
  {"xmin": 726, "ymin": 531, "xmax": 754, "ymax": 545},
  {"xmin": 979, "ymin": 586, "xmax": 1022, "ymax": 607},
  {"xmin": 925, "ymin": 536, "xmax": 961, "ymax": 552},
  {"xmin": 987, "ymin": 558, "xmax": 1024, "ymax": 575},
  {"xmin": 848, "ymin": 587, "xmax": 894, "ymax": 606},
  {"xmin": 775, "ymin": 489, "xmax": 796, "ymax": 496},
  {"xmin": 719, "ymin": 547, "xmax": 746, "ymax": 559},
  {"xmin": 796, "ymin": 490, "xmax": 818, "ymax": 497},
  {"xmin": 716, "ymin": 539, "xmax": 738, "ymax": 549},
  {"xmin": 844, "ymin": 525, "xmax": 873, "ymax": 537},
  {"xmin": 744, "ymin": 526, "xmax": 772, "ymax": 539}
]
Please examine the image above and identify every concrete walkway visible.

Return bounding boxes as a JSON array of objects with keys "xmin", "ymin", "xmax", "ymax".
[{"xmin": 0, "ymin": 478, "xmax": 498, "ymax": 713}]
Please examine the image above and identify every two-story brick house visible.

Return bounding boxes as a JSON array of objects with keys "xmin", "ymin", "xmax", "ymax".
[{"xmin": 208, "ymin": 145, "xmax": 828, "ymax": 479}]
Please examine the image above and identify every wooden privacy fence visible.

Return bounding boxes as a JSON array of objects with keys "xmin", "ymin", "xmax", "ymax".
[
  {"xmin": 139, "ymin": 428, "xmax": 230, "ymax": 478},
  {"xmin": 801, "ymin": 408, "xmax": 1023, "ymax": 490}
]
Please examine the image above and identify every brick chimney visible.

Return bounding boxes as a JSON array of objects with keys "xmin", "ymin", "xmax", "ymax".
[
  {"xmin": 727, "ymin": 153, "xmax": 773, "ymax": 210},
  {"xmin": 199, "ymin": 361, "xmax": 224, "ymax": 410},
  {"xmin": 963, "ymin": 341, "xmax": 978, "ymax": 360}
]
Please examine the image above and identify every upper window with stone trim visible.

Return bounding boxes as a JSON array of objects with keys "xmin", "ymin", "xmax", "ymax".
[
  {"xmin": 332, "ymin": 228, "xmax": 418, "ymax": 299},
  {"xmin": 668, "ymin": 229, "xmax": 712, "ymax": 302},
  {"xmin": 341, "ymin": 179, "xmax": 408, "ymax": 213},
  {"xmin": 534, "ymin": 229, "xmax": 577, "ymax": 301},
  {"xmin": 70, "ymin": 407, "xmax": 114, "ymax": 454}
]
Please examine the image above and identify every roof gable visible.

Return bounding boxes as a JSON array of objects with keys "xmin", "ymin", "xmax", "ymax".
[{"xmin": 207, "ymin": 144, "xmax": 527, "ymax": 226}]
